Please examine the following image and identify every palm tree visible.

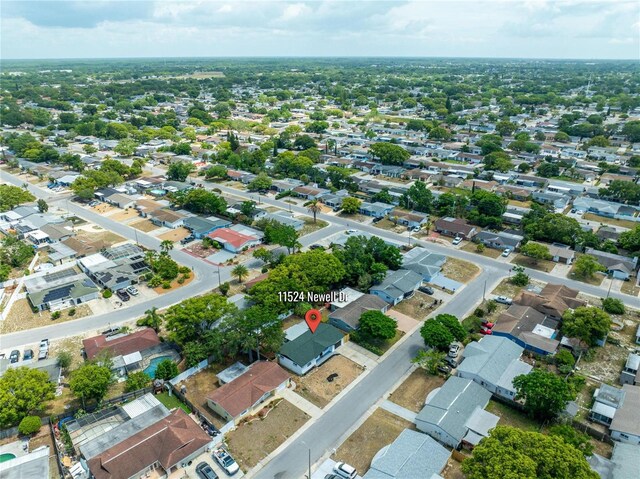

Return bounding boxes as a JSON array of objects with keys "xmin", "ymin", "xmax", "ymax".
[
  {"xmin": 140, "ymin": 307, "xmax": 163, "ymax": 332},
  {"xmin": 232, "ymin": 264, "xmax": 249, "ymax": 283},
  {"xmin": 144, "ymin": 250, "xmax": 157, "ymax": 265},
  {"xmin": 308, "ymin": 199, "xmax": 321, "ymax": 224},
  {"xmin": 160, "ymin": 240, "xmax": 174, "ymax": 255}
]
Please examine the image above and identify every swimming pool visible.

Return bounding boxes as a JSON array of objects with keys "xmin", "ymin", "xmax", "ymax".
[
  {"xmin": 149, "ymin": 189, "xmax": 166, "ymax": 196},
  {"xmin": 143, "ymin": 356, "xmax": 171, "ymax": 379},
  {"xmin": 0, "ymin": 453, "xmax": 16, "ymax": 463}
]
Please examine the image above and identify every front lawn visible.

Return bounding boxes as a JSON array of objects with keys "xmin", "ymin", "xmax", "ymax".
[{"xmin": 512, "ymin": 254, "xmax": 556, "ymax": 273}]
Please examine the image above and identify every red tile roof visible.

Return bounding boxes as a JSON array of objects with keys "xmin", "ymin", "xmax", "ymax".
[
  {"xmin": 207, "ymin": 361, "xmax": 290, "ymax": 418},
  {"xmin": 208, "ymin": 228, "xmax": 257, "ymax": 249},
  {"xmin": 87, "ymin": 409, "xmax": 211, "ymax": 479},
  {"xmin": 83, "ymin": 328, "xmax": 161, "ymax": 360}
]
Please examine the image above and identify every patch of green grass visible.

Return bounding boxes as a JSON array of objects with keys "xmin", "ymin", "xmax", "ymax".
[
  {"xmin": 486, "ymin": 400, "xmax": 543, "ymax": 432},
  {"xmin": 156, "ymin": 392, "xmax": 191, "ymax": 414}
]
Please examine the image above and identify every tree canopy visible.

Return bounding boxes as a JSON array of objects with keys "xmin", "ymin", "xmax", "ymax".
[{"xmin": 0, "ymin": 367, "xmax": 55, "ymax": 428}]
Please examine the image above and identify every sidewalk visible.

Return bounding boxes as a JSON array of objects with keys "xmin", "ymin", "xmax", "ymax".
[
  {"xmin": 281, "ymin": 386, "xmax": 323, "ymax": 419},
  {"xmin": 340, "ymin": 342, "xmax": 379, "ymax": 369},
  {"xmin": 380, "ymin": 400, "xmax": 417, "ymax": 423}
]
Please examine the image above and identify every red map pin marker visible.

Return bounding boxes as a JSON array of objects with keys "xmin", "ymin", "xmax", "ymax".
[{"xmin": 305, "ymin": 309, "xmax": 322, "ymax": 334}]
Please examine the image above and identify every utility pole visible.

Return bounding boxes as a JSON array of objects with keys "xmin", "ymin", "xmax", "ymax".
[
  {"xmin": 482, "ymin": 279, "xmax": 487, "ymax": 302},
  {"xmin": 217, "ymin": 265, "xmax": 222, "ymax": 285}
]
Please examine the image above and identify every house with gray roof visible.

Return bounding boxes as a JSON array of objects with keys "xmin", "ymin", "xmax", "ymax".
[
  {"xmin": 584, "ymin": 248, "xmax": 638, "ymax": 280},
  {"xmin": 363, "ymin": 429, "xmax": 450, "ymax": 479},
  {"xmin": 620, "ymin": 353, "xmax": 640, "ymax": 386},
  {"xmin": 389, "ymin": 209, "xmax": 429, "ymax": 229},
  {"xmin": 278, "ymin": 323, "xmax": 345, "ymax": 375},
  {"xmin": 609, "ymin": 384, "xmax": 640, "ymax": 444},
  {"xmin": 456, "ymin": 336, "xmax": 532, "ymax": 401},
  {"xmin": 328, "ymin": 294, "xmax": 389, "ymax": 332},
  {"xmin": 590, "ymin": 384, "xmax": 626, "ymax": 426},
  {"xmin": 574, "ymin": 197, "xmax": 638, "ymax": 219},
  {"xmin": 416, "ymin": 376, "xmax": 498, "ymax": 448},
  {"xmin": 263, "ymin": 211, "xmax": 304, "ymax": 230},
  {"xmin": 370, "ymin": 269, "xmax": 422, "ymax": 305},
  {"xmin": 183, "ymin": 216, "xmax": 231, "ymax": 239},
  {"xmin": 474, "ymin": 230, "xmax": 523, "ymax": 251},
  {"xmin": 359, "ymin": 201, "xmax": 395, "ymax": 219},
  {"xmin": 402, "ymin": 247, "xmax": 446, "ymax": 282}
]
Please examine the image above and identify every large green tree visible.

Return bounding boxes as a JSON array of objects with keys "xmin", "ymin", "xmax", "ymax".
[
  {"xmin": 562, "ymin": 307, "xmax": 611, "ymax": 347},
  {"xmin": 369, "ymin": 142, "xmax": 411, "ymax": 165},
  {"xmin": 0, "ymin": 367, "xmax": 55, "ymax": 427},
  {"xmin": 358, "ymin": 310, "xmax": 397, "ymax": 341},
  {"xmin": 400, "ymin": 181, "xmax": 434, "ymax": 213},
  {"xmin": 462, "ymin": 426, "xmax": 598, "ymax": 479},
  {"xmin": 420, "ymin": 320, "xmax": 455, "ymax": 351},
  {"xmin": 0, "ymin": 185, "xmax": 35, "ymax": 212},
  {"xmin": 513, "ymin": 369, "xmax": 573, "ymax": 419},
  {"xmin": 167, "ymin": 161, "xmax": 195, "ymax": 181},
  {"xmin": 70, "ymin": 363, "xmax": 113, "ymax": 406}
]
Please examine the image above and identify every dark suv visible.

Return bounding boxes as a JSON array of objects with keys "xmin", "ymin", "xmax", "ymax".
[
  {"xmin": 195, "ymin": 462, "xmax": 218, "ymax": 479},
  {"xmin": 116, "ymin": 289, "xmax": 130, "ymax": 302}
]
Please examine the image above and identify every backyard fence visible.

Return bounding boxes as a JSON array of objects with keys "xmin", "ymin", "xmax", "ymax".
[{"xmin": 169, "ymin": 358, "xmax": 209, "ymax": 386}]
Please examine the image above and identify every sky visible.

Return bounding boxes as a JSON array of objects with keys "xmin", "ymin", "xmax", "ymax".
[{"xmin": 1, "ymin": 0, "xmax": 639, "ymax": 60}]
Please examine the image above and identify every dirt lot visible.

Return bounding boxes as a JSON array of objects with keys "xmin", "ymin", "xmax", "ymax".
[
  {"xmin": 184, "ymin": 241, "xmax": 216, "ymax": 258},
  {"xmin": 299, "ymin": 218, "xmax": 328, "ymax": 237},
  {"xmin": 388, "ymin": 369, "xmax": 446, "ymax": 413},
  {"xmin": 157, "ymin": 227, "xmax": 191, "ymax": 242},
  {"xmin": 577, "ymin": 309, "xmax": 640, "ymax": 383},
  {"xmin": 0, "ymin": 300, "xmax": 92, "ymax": 333},
  {"xmin": 91, "ymin": 203, "xmax": 115, "ymax": 214},
  {"xmin": 76, "ymin": 226, "xmax": 124, "ymax": 246},
  {"xmin": 441, "ymin": 257, "xmax": 480, "ymax": 284},
  {"xmin": 461, "ymin": 242, "xmax": 502, "ymax": 259},
  {"xmin": 332, "ymin": 408, "xmax": 413, "ymax": 474},
  {"xmin": 375, "ymin": 218, "xmax": 410, "ymax": 234},
  {"xmin": 442, "ymin": 456, "xmax": 468, "ymax": 479},
  {"xmin": 583, "ymin": 213, "xmax": 638, "ymax": 230},
  {"xmin": 48, "ymin": 335, "xmax": 85, "ymax": 371},
  {"xmin": 294, "ymin": 355, "xmax": 363, "ymax": 408},
  {"xmin": 130, "ymin": 219, "xmax": 159, "ymax": 232},
  {"xmin": 109, "ymin": 208, "xmax": 140, "ymax": 222},
  {"xmin": 226, "ymin": 399, "xmax": 310, "ymax": 470},
  {"xmin": 177, "ymin": 363, "xmax": 230, "ymax": 428},
  {"xmin": 491, "ymin": 278, "xmax": 526, "ymax": 298},
  {"xmin": 391, "ymin": 291, "xmax": 439, "ymax": 320},
  {"xmin": 621, "ymin": 280, "xmax": 640, "ymax": 297}
]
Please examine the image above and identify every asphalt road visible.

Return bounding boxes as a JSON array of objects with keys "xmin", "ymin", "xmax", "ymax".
[{"xmin": 1, "ymin": 171, "xmax": 228, "ymax": 348}]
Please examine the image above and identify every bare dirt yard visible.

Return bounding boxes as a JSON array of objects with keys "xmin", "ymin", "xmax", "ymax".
[
  {"xmin": 294, "ymin": 355, "xmax": 363, "ymax": 408},
  {"xmin": 157, "ymin": 227, "xmax": 191, "ymax": 242},
  {"xmin": 461, "ymin": 242, "xmax": 502, "ymax": 259},
  {"xmin": 176, "ymin": 363, "xmax": 231, "ymax": 429},
  {"xmin": 442, "ymin": 456, "xmax": 468, "ymax": 479},
  {"xmin": 91, "ymin": 203, "xmax": 115, "ymax": 215},
  {"xmin": 226, "ymin": 399, "xmax": 310, "ymax": 471},
  {"xmin": 130, "ymin": 219, "xmax": 159, "ymax": 233},
  {"xmin": 109, "ymin": 208, "xmax": 140, "ymax": 222},
  {"xmin": 184, "ymin": 241, "xmax": 215, "ymax": 258},
  {"xmin": 391, "ymin": 291, "xmax": 439, "ymax": 320},
  {"xmin": 0, "ymin": 299, "xmax": 91, "ymax": 333},
  {"xmin": 388, "ymin": 369, "xmax": 446, "ymax": 413},
  {"xmin": 332, "ymin": 408, "xmax": 413, "ymax": 474},
  {"xmin": 75, "ymin": 226, "xmax": 124, "ymax": 246},
  {"xmin": 441, "ymin": 257, "xmax": 480, "ymax": 283}
]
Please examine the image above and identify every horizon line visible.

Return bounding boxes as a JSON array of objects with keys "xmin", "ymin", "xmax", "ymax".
[{"xmin": 1, "ymin": 54, "xmax": 638, "ymax": 62}]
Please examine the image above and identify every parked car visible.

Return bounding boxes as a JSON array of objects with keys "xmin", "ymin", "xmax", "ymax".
[
  {"xmin": 126, "ymin": 286, "xmax": 139, "ymax": 296},
  {"xmin": 481, "ymin": 320, "xmax": 494, "ymax": 328},
  {"xmin": 212, "ymin": 448, "xmax": 239, "ymax": 475},
  {"xmin": 333, "ymin": 462, "xmax": 357, "ymax": 479},
  {"xmin": 418, "ymin": 285, "xmax": 434, "ymax": 295},
  {"xmin": 410, "ymin": 226, "xmax": 420, "ymax": 232},
  {"xmin": 9, "ymin": 350, "xmax": 20, "ymax": 363},
  {"xmin": 195, "ymin": 462, "xmax": 218, "ymax": 479},
  {"xmin": 89, "ymin": 200, "xmax": 99, "ymax": 207},
  {"xmin": 501, "ymin": 248, "xmax": 512, "ymax": 257},
  {"xmin": 23, "ymin": 349, "xmax": 34, "ymax": 361},
  {"xmin": 495, "ymin": 295, "xmax": 512, "ymax": 305},
  {"xmin": 452, "ymin": 236, "xmax": 463, "ymax": 245},
  {"xmin": 116, "ymin": 289, "xmax": 130, "ymax": 302},
  {"xmin": 480, "ymin": 327, "xmax": 493, "ymax": 335},
  {"xmin": 180, "ymin": 235, "xmax": 195, "ymax": 245},
  {"xmin": 309, "ymin": 244, "xmax": 324, "ymax": 250},
  {"xmin": 438, "ymin": 364, "xmax": 452, "ymax": 374},
  {"xmin": 325, "ymin": 475, "xmax": 342, "ymax": 479},
  {"xmin": 346, "ymin": 229, "xmax": 357, "ymax": 235},
  {"xmin": 444, "ymin": 355, "xmax": 459, "ymax": 368},
  {"xmin": 38, "ymin": 339, "xmax": 49, "ymax": 360},
  {"xmin": 448, "ymin": 343, "xmax": 461, "ymax": 358}
]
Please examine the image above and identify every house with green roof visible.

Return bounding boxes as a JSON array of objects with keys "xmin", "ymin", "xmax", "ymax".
[{"xmin": 277, "ymin": 323, "xmax": 345, "ymax": 375}]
